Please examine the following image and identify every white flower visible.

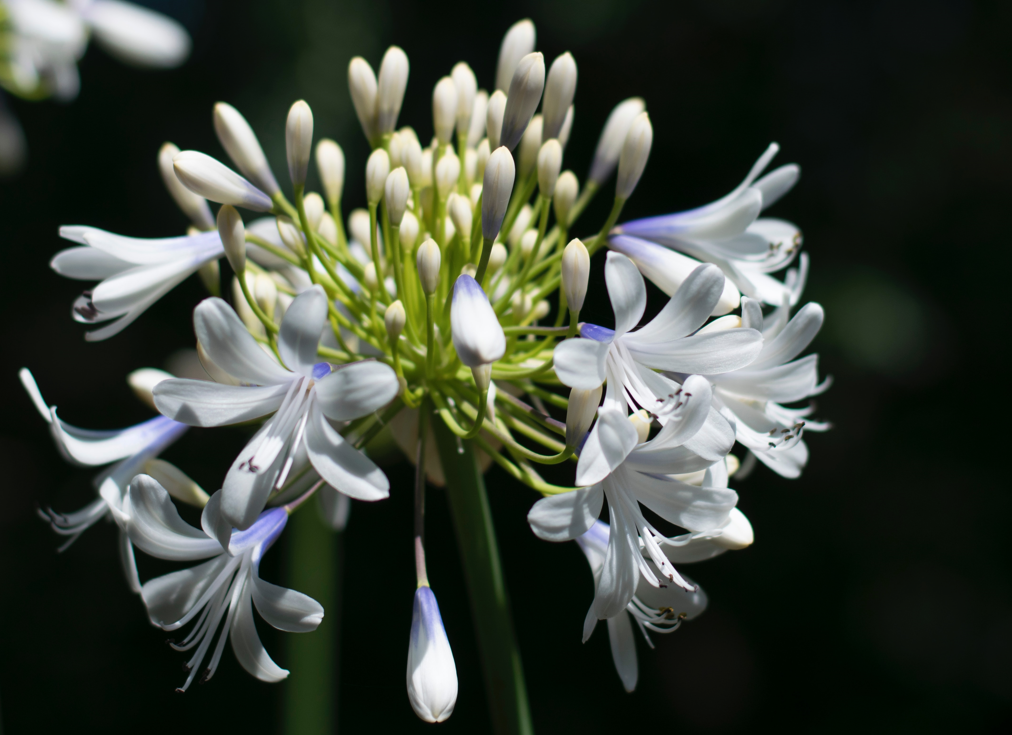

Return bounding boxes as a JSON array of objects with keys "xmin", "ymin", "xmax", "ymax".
[
  {"xmin": 4, "ymin": 0, "xmax": 87, "ymax": 101},
  {"xmin": 612, "ymin": 143, "xmax": 805, "ymax": 306},
  {"xmin": 153, "ymin": 286, "xmax": 400, "ymax": 546},
  {"xmin": 450, "ymin": 275, "xmax": 506, "ymax": 368},
  {"xmin": 125, "ymin": 475, "xmax": 323, "ymax": 691},
  {"xmin": 77, "ymin": 0, "xmax": 191, "ymax": 69},
  {"xmin": 407, "ymin": 585, "xmax": 458, "ymax": 723},
  {"xmin": 19, "ymin": 367, "xmax": 188, "ymax": 591}
]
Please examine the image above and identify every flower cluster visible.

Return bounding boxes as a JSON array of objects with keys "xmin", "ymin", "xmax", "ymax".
[{"xmin": 26, "ymin": 17, "xmax": 829, "ymax": 722}]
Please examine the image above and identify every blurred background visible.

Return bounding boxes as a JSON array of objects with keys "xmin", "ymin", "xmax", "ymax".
[{"xmin": 1, "ymin": 0, "xmax": 1009, "ymax": 732}]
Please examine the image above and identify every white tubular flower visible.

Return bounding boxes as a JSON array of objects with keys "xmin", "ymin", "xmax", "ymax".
[
  {"xmin": 616, "ymin": 112, "xmax": 652, "ymax": 199},
  {"xmin": 558, "ymin": 105, "xmax": 574, "ymax": 149},
  {"xmin": 481, "ymin": 146, "xmax": 515, "ymax": 241},
  {"xmin": 366, "ymin": 148, "xmax": 391, "ymax": 207},
  {"xmin": 52, "ymin": 225, "xmax": 224, "ymax": 340},
  {"xmin": 432, "ymin": 76, "xmax": 458, "ymax": 146},
  {"xmin": 417, "ymin": 238, "xmax": 441, "ymax": 295},
  {"xmin": 434, "ymin": 150, "xmax": 460, "ymax": 200},
  {"xmin": 467, "ymin": 91, "xmax": 489, "ymax": 149},
  {"xmin": 213, "ymin": 102, "xmax": 281, "ymax": 198},
  {"xmin": 153, "ymin": 286, "xmax": 400, "ymax": 544},
  {"xmin": 451, "ymin": 62, "xmax": 477, "ymax": 140},
  {"xmin": 315, "ymin": 139, "xmax": 345, "ymax": 206},
  {"xmin": 79, "ymin": 0, "xmax": 190, "ymax": 69},
  {"xmin": 485, "ymin": 90, "xmax": 507, "ymax": 150},
  {"xmin": 589, "ymin": 97, "xmax": 646, "ymax": 186},
  {"xmin": 576, "ymin": 520, "xmax": 708, "ymax": 692},
  {"xmin": 286, "ymin": 100, "xmax": 314, "ymax": 187},
  {"xmin": 537, "ymin": 139, "xmax": 562, "ymax": 198},
  {"xmin": 528, "ymin": 397, "xmax": 738, "ymax": 619},
  {"xmin": 518, "ymin": 114, "xmax": 542, "ymax": 180},
  {"xmin": 402, "ymin": 134, "xmax": 424, "ymax": 188},
  {"xmin": 500, "ymin": 52, "xmax": 545, "ymax": 151},
  {"xmin": 125, "ymin": 475, "xmax": 323, "ymax": 691},
  {"xmin": 377, "ymin": 46, "xmax": 409, "ymax": 135},
  {"xmin": 554, "ymin": 252, "xmax": 763, "ymax": 421},
  {"xmin": 450, "ymin": 275, "xmax": 505, "ymax": 368},
  {"xmin": 554, "ymin": 170, "xmax": 578, "ymax": 226},
  {"xmin": 20, "ymin": 367, "xmax": 189, "ymax": 592},
  {"xmin": 385, "ymin": 299, "xmax": 406, "ymax": 341},
  {"xmin": 348, "ymin": 56, "xmax": 379, "ymax": 142},
  {"xmin": 561, "ymin": 238, "xmax": 589, "ymax": 313},
  {"xmin": 407, "ymin": 585, "xmax": 458, "ymax": 723},
  {"xmin": 173, "ymin": 151, "xmax": 273, "ymax": 211},
  {"xmin": 495, "ymin": 18, "xmax": 536, "ymax": 92},
  {"xmin": 542, "ymin": 52, "xmax": 577, "ymax": 141},
  {"xmin": 385, "ymin": 167, "xmax": 410, "ymax": 226},
  {"xmin": 158, "ymin": 143, "xmax": 213, "ymax": 230},
  {"xmin": 613, "ymin": 143, "xmax": 805, "ymax": 305}
]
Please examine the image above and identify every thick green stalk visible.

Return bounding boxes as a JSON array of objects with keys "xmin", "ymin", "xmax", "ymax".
[{"xmin": 431, "ymin": 414, "xmax": 534, "ymax": 735}]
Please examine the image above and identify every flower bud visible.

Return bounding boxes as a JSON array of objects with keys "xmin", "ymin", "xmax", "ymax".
[
  {"xmin": 518, "ymin": 114, "xmax": 542, "ymax": 179},
  {"xmin": 561, "ymin": 238, "xmax": 590, "ymax": 313},
  {"xmin": 471, "ymin": 363, "xmax": 492, "ymax": 394},
  {"xmin": 435, "ymin": 150, "xmax": 460, "ymax": 200},
  {"xmin": 417, "ymin": 238, "xmax": 441, "ymax": 295},
  {"xmin": 385, "ymin": 299, "xmax": 406, "ymax": 341},
  {"xmin": 500, "ymin": 52, "xmax": 545, "ymax": 151},
  {"xmin": 315, "ymin": 139, "xmax": 345, "ymax": 206},
  {"xmin": 418, "ymin": 148, "xmax": 434, "ymax": 188},
  {"xmin": 158, "ymin": 143, "xmax": 214, "ymax": 230},
  {"xmin": 566, "ymin": 385, "xmax": 602, "ymax": 448},
  {"xmin": 590, "ymin": 97, "xmax": 645, "ymax": 185},
  {"xmin": 212, "ymin": 102, "xmax": 280, "ymax": 197},
  {"xmin": 276, "ymin": 216, "xmax": 305, "ymax": 257},
  {"xmin": 464, "ymin": 149, "xmax": 477, "ymax": 188},
  {"xmin": 467, "ymin": 91, "xmax": 489, "ymax": 148},
  {"xmin": 173, "ymin": 151, "xmax": 273, "ymax": 212},
  {"xmin": 127, "ymin": 367, "xmax": 173, "ymax": 411},
  {"xmin": 519, "ymin": 229, "xmax": 538, "ymax": 260},
  {"xmin": 432, "ymin": 76, "xmax": 458, "ymax": 146},
  {"xmin": 143, "ymin": 458, "xmax": 210, "ymax": 508},
  {"xmin": 470, "ymin": 183, "xmax": 483, "ymax": 208},
  {"xmin": 487, "ymin": 243, "xmax": 507, "ymax": 275},
  {"xmin": 537, "ymin": 139, "xmax": 562, "ymax": 198},
  {"xmin": 400, "ymin": 211, "xmax": 419, "ymax": 251},
  {"xmin": 507, "ymin": 204, "xmax": 533, "ymax": 249},
  {"xmin": 318, "ymin": 213, "xmax": 337, "ymax": 245},
  {"xmin": 629, "ymin": 409, "xmax": 652, "ymax": 444},
  {"xmin": 286, "ymin": 100, "xmax": 314, "ymax": 187},
  {"xmin": 451, "ymin": 275, "xmax": 505, "ymax": 367},
  {"xmin": 348, "ymin": 56, "xmax": 379, "ymax": 142},
  {"xmin": 712, "ymin": 509, "xmax": 754, "ymax": 550},
  {"xmin": 363, "ymin": 262, "xmax": 379, "ymax": 293},
  {"xmin": 303, "ymin": 192, "xmax": 325, "ymax": 231},
  {"xmin": 481, "ymin": 146, "xmax": 515, "ymax": 241},
  {"xmin": 558, "ymin": 105, "xmax": 574, "ymax": 149},
  {"xmin": 366, "ymin": 148, "xmax": 391, "ymax": 206},
  {"xmin": 407, "ymin": 586, "xmax": 458, "ymax": 724},
  {"xmin": 255, "ymin": 272, "xmax": 278, "ymax": 318},
  {"xmin": 402, "ymin": 134, "xmax": 424, "ymax": 187},
  {"xmin": 496, "ymin": 19, "xmax": 536, "ymax": 92},
  {"xmin": 377, "ymin": 46, "xmax": 409, "ymax": 135},
  {"xmin": 349, "ymin": 208, "xmax": 371, "ymax": 246},
  {"xmin": 451, "ymin": 62, "xmax": 477, "ymax": 140},
  {"xmin": 554, "ymin": 170, "xmax": 579, "ymax": 226},
  {"xmin": 475, "ymin": 138, "xmax": 490, "ymax": 182},
  {"xmin": 485, "ymin": 90, "xmax": 507, "ymax": 150},
  {"xmin": 542, "ymin": 52, "xmax": 577, "ymax": 141},
  {"xmin": 443, "ymin": 218, "xmax": 456, "ymax": 244},
  {"xmin": 448, "ymin": 193, "xmax": 472, "ymax": 242},
  {"xmin": 532, "ymin": 300, "xmax": 549, "ymax": 320},
  {"xmin": 385, "ymin": 167, "xmax": 410, "ymax": 226},
  {"xmin": 388, "ymin": 131, "xmax": 405, "ymax": 168},
  {"xmin": 460, "ymin": 263, "xmax": 477, "ymax": 279},
  {"xmin": 217, "ymin": 204, "xmax": 246, "ymax": 274},
  {"xmin": 399, "ymin": 126, "xmax": 420, "ymax": 147},
  {"xmin": 511, "ymin": 290, "xmax": 532, "ymax": 322},
  {"xmin": 616, "ymin": 112, "xmax": 652, "ymax": 199}
]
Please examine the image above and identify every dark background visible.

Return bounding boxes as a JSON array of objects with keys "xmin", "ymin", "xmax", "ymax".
[{"xmin": 1, "ymin": 0, "xmax": 1009, "ymax": 732}]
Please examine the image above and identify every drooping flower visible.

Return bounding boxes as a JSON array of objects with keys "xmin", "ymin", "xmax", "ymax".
[
  {"xmin": 154, "ymin": 285, "xmax": 400, "ymax": 546},
  {"xmin": 125, "ymin": 475, "xmax": 323, "ymax": 691},
  {"xmin": 407, "ymin": 585, "xmax": 458, "ymax": 723}
]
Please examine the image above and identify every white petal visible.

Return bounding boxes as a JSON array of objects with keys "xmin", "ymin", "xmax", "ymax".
[
  {"xmin": 63, "ymin": 227, "xmax": 220, "ymax": 265},
  {"xmin": 594, "ymin": 498, "xmax": 639, "ymax": 619},
  {"xmin": 750, "ymin": 302, "xmax": 824, "ymax": 370},
  {"xmin": 635, "ymin": 573, "xmax": 708, "ymax": 617},
  {"xmin": 278, "ymin": 286, "xmax": 328, "ymax": 376},
  {"xmin": 50, "ymin": 412, "xmax": 182, "ymax": 466},
  {"xmin": 251, "ymin": 565, "xmax": 324, "ymax": 632},
  {"xmin": 741, "ymin": 297, "xmax": 764, "ymax": 330},
  {"xmin": 606, "ymin": 613, "xmax": 638, "ymax": 693},
  {"xmin": 680, "ymin": 407, "xmax": 737, "ymax": 463},
  {"xmin": 713, "ymin": 354, "xmax": 820, "ymax": 403},
  {"xmin": 305, "ymin": 402, "xmax": 389, "ymax": 501},
  {"xmin": 141, "ymin": 555, "xmax": 230, "ymax": 627},
  {"xmin": 194, "ymin": 297, "xmax": 291, "ymax": 385},
  {"xmin": 118, "ymin": 528, "xmax": 141, "ymax": 593},
  {"xmin": 85, "ymin": 1, "xmax": 190, "ymax": 68},
  {"xmin": 220, "ymin": 423, "xmax": 286, "ymax": 532},
  {"xmin": 632, "ymin": 264, "xmax": 726, "ymax": 342},
  {"xmin": 646, "ymin": 374, "xmax": 712, "ymax": 446},
  {"xmin": 527, "ymin": 486, "xmax": 603, "ymax": 542},
  {"xmin": 126, "ymin": 475, "xmax": 221, "ymax": 561},
  {"xmin": 50, "ymin": 246, "xmax": 131, "ymax": 280},
  {"xmin": 604, "ymin": 252, "xmax": 646, "ymax": 336},
  {"xmin": 627, "ymin": 329, "xmax": 763, "ymax": 375},
  {"xmin": 230, "ymin": 580, "xmax": 290, "ymax": 683},
  {"xmin": 553, "ymin": 337, "xmax": 610, "ymax": 390},
  {"xmin": 154, "ymin": 379, "xmax": 289, "ymax": 427},
  {"xmin": 575, "ymin": 408, "xmax": 640, "ymax": 487},
  {"xmin": 315, "ymin": 361, "xmax": 400, "ymax": 421},
  {"xmin": 91, "ymin": 255, "xmax": 211, "ymax": 315},
  {"xmin": 628, "ymin": 472, "xmax": 737, "ymax": 532},
  {"xmin": 754, "ymin": 164, "xmax": 799, "ymax": 210}
]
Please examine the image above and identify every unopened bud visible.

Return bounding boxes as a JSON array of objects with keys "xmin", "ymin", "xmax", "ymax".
[
  {"xmin": 451, "ymin": 275, "xmax": 505, "ymax": 367},
  {"xmin": 487, "ymin": 243, "xmax": 507, "ymax": 275},
  {"xmin": 407, "ymin": 586, "xmax": 458, "ymax": 724},
  {"xmin": 349, "ymin": 57, "xmax": 379, "ymax": 142},
  {"xmin": 590, "ymin": 97, "xmax": 645, "ymax": 185},
  {"xmin": 159, "ymin": 143, "xmax": 214, "ymax": 230},
  {"xmin": 402, "ymin": 135, "xmax": 424, "ymax": 187},
  {"xmin": 464, "ymin": 149, "xmax": 477, "ymax": 188},
  {"xmin": 318, "ymin": 213, "xmax": 338, "ymax": 245},
  {"xmin": 561, "ymin": 238, "xmax": 589, "ymax": 313},
  {"xmin": 532, "ymin": 300, "xmax": 549, "ymax": 320},
  {"xmin": 385, "ymin": 167, "xmax": 410, "ymax": 226},
  {"xmin": 470, "ymin": 183, "xmax": 483, "ymax": 208},
  {"xmin": 542, "ymin": 52, "xmax": 577, "ymax": 141},
  {"xmin": 315, "ymin": 139, "xmax": 345, "ymax": 206},
  {"xmin": 558, "ymin": 106, "xmax": 574, "ymax": 149},
  {"xmin": 417, "ymin": 238, "xmax": 441, "ymax": 295},
  {"xmin": 507, "ymin": 204, "xmax": 533, "ymax": 249},
  {"xmin": 537, "ymin": 139, "xmax": 562, "ymax": 198},
  {"xmin": 475, "ymin": 139, "xmax": 490, "ymax": 183},
  {"xmin": 443, "ymin": 218, "xmax": 456, "ymax": 244},
  {"xmin": 435, "ymin": 150, "xmax": 460, "ymax": 200},
  {"xmin": 144, "ymin": 458, "xmax": 210, "ymax": 508},
  {"xmin": 496, "ymin": 19, "xmax": 536, "ymax": 92},
  {"xmin": 255, "ymin": 272, "xmax": 278, "ymax": 318},
  {"xmin": 518, "ymin": 114, "xmax": 542, "ymax": 179},
  {"xmin": 286, "ymin": 100, "xmax": 314, "ymax": 187},
  {"xmin": 554, "ymin": 170, "xmax": 579, "ymax": 226},
  {"xmin": 212, "ymin": 102, "xmax": 280, "ymax": 196},
  {"xmin": 629, "ymin": 409, "xmax": 652, "ymax": 444},
  {"xmin": 467, "ymin": 91, "xmax": 489, "ymax": 148},
  {"xmin": 400, "ymin": 211, "xmax": 419, "ymax": 250},
  {"xmin": 471, "ymin": 363, "xmax": 492, "ymax": 394},
  {"xmin": 128, "ymin": 368, "xmax": 173, "ymax": 411},
  {"xmin": 418, "ymin": 148, "xmax": 434, "ymax": 188},
  {"xmin": 349, "ymin": 208, "xmax": 371, "ymax": 246},
  {"xmin": 713, "ymin": 509, "xmax": 754, "ymax": 550},
  {"xmin": 500, "ymin": 52, "xmax": 545, "ymax": 151},
  {"xmin": 481, "ymin": 146, "xmax": 515, "ymax": 241},
  {"xmin": 519, "ymin": 229, "xmax": 538, "ymax": 259},
  {"xmin": 485, "ymin": 90, "xmax": 506, "ymax": 150},
  {"xmin": 377, "ymin": 46, "xmax": 409, "ymax": 135},
  {"xmin": 432, "ymin": 76, "xmax": 458, "ymax": 146},
  {"xmin": 511, "ymin": 290, "xmax": 532, "ymax": 322},
  {"xmin": 173, "ymin": 151, "xmax": 272, "ymax": 211},
  {"xmin": 277, "ymin": 216, "xmax": 305, "ymax": 257},
  {"xmin": 616, "ymin": 112, "xmax": 652, "ymax": 199},
  {"xmin": 217, "ymin": 204, "xmax": 246, "ymax": 274},
  {"xmin": 448, "ymin": 193, "xmax": 472, "ymax": 242},
  {"xmin": 388, "ymin": 131, "xmax": 405, "ymax": 168},
  {"xmin": 385, "ymin": 299, "xmax": 406, "ymax": 341},
  {"xmin": 566, "ymin": 386, "xmax": 602, "ymax": 448},
  {"xmin": 451, "ymin": 62, "xmax": 477, "ymax": 139},
  {"xmin": 366, "ymin": 148, "xmax": 391, "ymax": 206},
  {"xmin": 303, "ymin": 192, "xmax": 324, "ymax": 231},
  {"xmin": 363, "ymin": 262, "xmax": 379, "ymax": 293}
]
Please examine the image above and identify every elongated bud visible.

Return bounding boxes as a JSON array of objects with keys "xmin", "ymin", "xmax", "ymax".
[
  {"xmin": 377, "ymin": 46, "xmax": 409, "ymax": 134},
  {"xmin": 417, "ymin": 238, "xmax": 441, "ymax": 295},
  {"xmin": 616, "ymin": 112, "xmax": 653, "ymax": 199},
  {"xmin": 562, "ymin": 238, "xmax": 590, "ymax": 313},
  {"xmin": 255, "ymin": 272, "xmax": 278, "ymax": 318},
  {"xmin": 590, "ymin": 97, "xmax": 645, "ymax": 184},
  {"xmin": 212, "ymin": 102, "xmax": 280, "ymax": 196},
  {"xmin": 629, "ymin": 408, "xmax": 652, "ymax": 444},
  {"xmin": 277, "ymin": 216, "xmax": 305, "ymax": 256},
  {"xmin": 363, "ymin": 262, "xmax": 379, "ymax": 293},
  {"xmin": 400, "ymin": 211, "xmax": 419, "ymax": 251},
  {"xmin": 467, "ymin": 91, "xmax": 489, "ymax": 148},
  {"xmin": 471, "ymin": 363, "xmax": 492, "ymax": 396},
  {"xmin": 158, "ymin": 143, "xmax": 214, "ymax": 229},
  {"xmin": 451, "ymin": 62, "xmax": 477, "ymax": 140},
  {"xmin": 143, "ymin": 458, "xmax": 210, "ymax": 507},
  {"xmin": 713, "ymin": 509, "xmax": 754, "ymax": 550},
  {"xmin": 385, "ymin": 167, "xmax": 410, "ymax": 226},
  {"xmin": 460, "ymin": 264, "xmax": 477, "ymax": 278},
  {"xmin": 217, "ymin": 205, "xmax": 246, "ymax": 274},
  {"xmin": 385, "ymin": 299, "xmax": 406, "ymax": 341},
  {"xmin": 349, "ymin": 209, "xmax": 371, "ymax": 246},
  {"xmin": 173, "ymin": 151, "xmax": 272, "ymax": 211},
  {"xmin": 554, "ymin": 170, "xmax": 578, "ymax": 226},
  {"xmin": 519, "ymin": 229, "xmax": 538, "ymax": 260},
  {"xmin": 542, "ymin": 52, "xmax": 577, "ymax": 140},
  {"xmin": 518, "ymin": 114, "xmax": 542, "ymax": 179},
  {"xmin": 470, "ymin": 183, "xmax": 483, "ymax": 208},
  {"xmin": 448, "ymin": 193, "xmax": 472, "ymax": 242},
  {"xmin": 127, "ymin": 367, "xmax": 172, "ymax": 411},
  {"xmin": 464, "ymin": 149, "xmax": 478, "ymax": 188},
  {"xmin": 303, "ymin": 192, "xmax": 325, "ymax": 231},
  {"xmin": 432, "ymin": 76, "xmax": 458, "ymax": 146},
  {"xmin": 349, "ymin": 57, "xmax": 379, "ymax": 142},
  {"xmin": 315, "ymin": 139, "xmax": 345, "ymax": 206},
  {"xmin": 419, "ymin": 149, "xmax": 434, "ymax": 188},
  {"xmin": 485, "ymin": 90, "xmax": 506, "ymax": 149},
  {"xmin": 496, "ymin": 19, "xmax": 536, "ymax": 92},
  {"xmin": 434, "ymin": 150, "xmax": 460, "ymax": 200},
  {"xmin": 566, "ymin": 385, "xmax": 602, "ymax": 448},
  {"xmin": 537, "ymin": 139, "xmax": 562, "ymax": 198},
  {"xmin": 451, "ymin": 275, "xmax": 505, "ymax": 367},
  {"xmin": 366, "ymin": 148, "xmax": 391, "ymax": 206},
  {"xmin": 318, "ymin": 212, "xmax": 338, "ymax": 245},
  {"xmin": 402, "ymin": 135, "xmax": 424, "ymax": 187},
  {"xmin": 532, "ymin": 300, "xmax": 550, "ymax": 321},
  {"xmin": 286, "ymin": 100, "xmax": 313, "ymax": 187},
  {"xmin": 481, "ymin": 146, "xmax": 515, "ymax": 241},
  {"xmin": 511, "ymin": 290, "xmax": 532, "ymax": 322},
  {"xmin": 500, "ymin": 52, "xmax": 545, "ymax": 151},
  {"xmin": 558, "ymin": 105, "xmax": 574, "ymax": 149},
  {"xmin": 407, "ymin": 586, "xmax": 458, "ymax": 723},
  {"xmin": 487, "ymin": 242, "xmax": 507, "ymax": 275},
  {"xmin": 476, "ymin": 139, "xmax": 490, "ymax": 182},
  {"xmin": 388, "ymin": 131, "xmax": 405, "ymax": 168},
  {"xmin": 508, "ymin": 204, "xmax": 533, "ymax": 249}
]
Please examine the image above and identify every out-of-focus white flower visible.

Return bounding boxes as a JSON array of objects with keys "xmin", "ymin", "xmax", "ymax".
[{"xmin": 406, "ymin": 585, "xmax": 458, "ymax": 723}]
